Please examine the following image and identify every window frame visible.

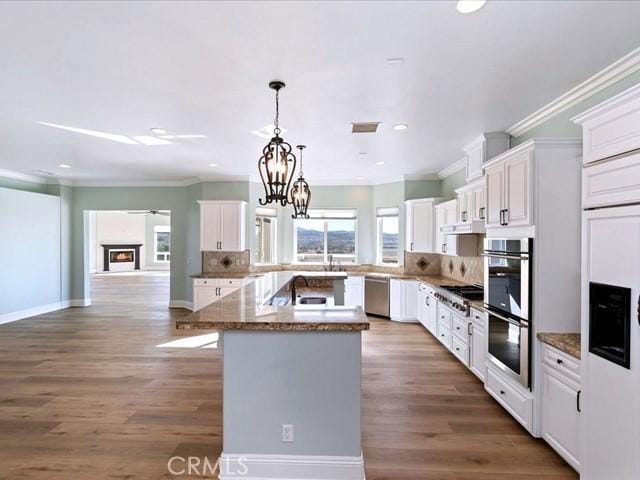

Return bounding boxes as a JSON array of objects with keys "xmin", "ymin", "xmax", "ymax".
[
  {"xmin": 154, "ymin": 225, "xmax": 171, "ymax": 263},
  {"xmin": 293, "ymin": 209, "xmax": 358, "ymax": 265},
  {"xmin": 255, "ymin": 209, "xmax": 278, "ymax": 266},
  {"xmin": 376, "ymin": 207, "xmax": 400, "ymax": 266}
]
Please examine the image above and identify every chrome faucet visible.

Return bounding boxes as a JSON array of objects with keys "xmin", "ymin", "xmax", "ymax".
[{"xmin": 291, "ymin": 275, "xmax": 310, "ymax": 305}]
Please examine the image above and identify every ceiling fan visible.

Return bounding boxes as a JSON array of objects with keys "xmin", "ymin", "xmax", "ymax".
[{"xmin": 126, "ymin": 210, "xmax": 170, "ymax": 216}]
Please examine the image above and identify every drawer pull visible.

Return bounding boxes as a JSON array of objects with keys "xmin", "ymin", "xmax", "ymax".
[
  {"xmin": 556, "ymin": 358, "xmax": 563, "ymax": 365},
  {"xmin": 455, "ymin": 347, "xmax": 460, "ymax": 351},
  {"xmin": 577, "ymin": 390, "xmax": 582, "ymax": 413},
  {"xmin": 456, "ymin": 326, "xmax": 460, "ymax": 330},
  {"xmin": 499, "ymin": 390, "xmax": 506, "ymax": 396}
]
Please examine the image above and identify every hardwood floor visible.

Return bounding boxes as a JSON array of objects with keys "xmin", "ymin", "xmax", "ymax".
[{"xmin": 0, "ymin": 273, "xmax": 577, "ymax": 479}]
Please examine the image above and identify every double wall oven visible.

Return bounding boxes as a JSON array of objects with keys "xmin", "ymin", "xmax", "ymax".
[{"xmin": 484, "ymin": 238, "xmax": 533, "ymax": 388}]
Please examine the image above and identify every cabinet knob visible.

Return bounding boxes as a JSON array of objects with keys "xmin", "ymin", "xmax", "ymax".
[
  {"xmin": 556, "ymin": 358, "xmax": 563, "ymax": 365},
  {"xmin": 499, "ymin": 390, "xmax": 506, "ymax": 396}
]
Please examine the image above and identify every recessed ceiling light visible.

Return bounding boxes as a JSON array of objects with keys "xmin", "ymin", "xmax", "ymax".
[
  {"xmin": 355, "ymin": 176, "xmax": 366, "ymax": 181},
  {"xmin": 150, "ymin": 127, "xmax": 168, "ymax": 135},
  {"xmin": 59, "ymin": 164, "xmax": 71, "ymax": 168},
  {"xmin": 359, "ymin": 152, "xmax": 368, "ymax": 156},
  {"xmin": 456, "ymin": 0, "xmax": 487, "ymax": 14},
  {"xmin": 386, "ymin": 57, "xmax": 404, "ymax": 65},
  {"xmin": 208, "ymin": 163, "xmax": 218, "ymax": 167},
  {"xmin": 375, "ymin": 161, "xmax": 385, "ymax": 166},
  {"xmin": 393, "ymin": 124, "xmax": 408, "ymax": 131}
]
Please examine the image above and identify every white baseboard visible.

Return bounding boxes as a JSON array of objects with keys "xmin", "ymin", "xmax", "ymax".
[
  {"xmin": 218, "ymin": 452, "xmax": 365, "ymax": 480},
  {"xmin": 0, "ymin": 301, "xmax": 66, "ymax": 325},
  {"xmin": 169, "ymin": 300, "xmax": 194, "ymax": 311},
  {"xmin": 70, "ymin": 298, "xmax": 91, "ymax": 307}
]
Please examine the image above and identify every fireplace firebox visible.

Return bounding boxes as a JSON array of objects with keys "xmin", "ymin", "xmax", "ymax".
[{"xmin": 101, "ymin": 244, "xmax": 142, "ymax": 272}]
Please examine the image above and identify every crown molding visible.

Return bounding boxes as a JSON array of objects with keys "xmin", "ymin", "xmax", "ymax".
[
  {"xmin": 0, "ymin": 168, "xmax": 51, "ymax": 184},
  {"xmin": 483, "ymin": 138, "xmax": 582, "ymax": 169},
  {"xmin": 506, "ymin": 46, "xmax": 640, "ymax": 137},
  {"xmin": 571, "ymin": 82, "xmax": 640, "ymax": 124},
  {"xmin": 437, "ymin": 157, "xmax": 466, "ymax": 179}
]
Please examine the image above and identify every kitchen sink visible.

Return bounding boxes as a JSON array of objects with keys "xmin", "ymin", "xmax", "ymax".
[{"xmin": 298, "ymin": 297, "xmax": 327, "ymax": 305}]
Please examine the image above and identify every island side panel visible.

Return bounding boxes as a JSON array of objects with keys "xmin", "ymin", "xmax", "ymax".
[{"xmin": 222, "ymin": 330, "xmax": 362, "ymax": 457}]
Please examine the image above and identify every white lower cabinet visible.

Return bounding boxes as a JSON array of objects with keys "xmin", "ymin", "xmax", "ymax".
[
  {"xmin": 390, "ymin": 279, "xmax": 418, "ymax": 322},
  {"xmin": 541, "ymin": 344, "xmax": 581, "ymax": 472},
  {"xmin": 469, "ymin": 308, "xmax": 487, "ymax": 382},
  {"xmin": 193, "ymin": 277, "xmax": 246, "ymax": 311},
  {"xmin": 344, "ymin": 275, "xmax": 364, "ymax": 307},
  {"xmin": 486, "ymin": 365, "xmax": 534, "ymax": 434}
]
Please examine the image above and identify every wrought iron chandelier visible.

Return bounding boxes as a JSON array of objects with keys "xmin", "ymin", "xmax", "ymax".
[
  {"xmin": 289, "ymin": 145, "xmax": 311, "ymax": 219},
  {"xmin": 258, "ymin": 81, "xmax": 297, "ymax": 207}
]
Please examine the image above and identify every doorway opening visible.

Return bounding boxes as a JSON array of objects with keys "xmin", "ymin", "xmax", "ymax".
[{"xmin": 86, "ymin": 210, "xmax": 171, "ymax": 308}]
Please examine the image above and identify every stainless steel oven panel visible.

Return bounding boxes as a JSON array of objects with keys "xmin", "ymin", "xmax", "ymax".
[
  {"xmin": 483, "ymin": 238, "xmax": 531, "ymax": 321},
  {"xmin": 487, "ymin": 308, "xmax": 530, "ymax": 388}
]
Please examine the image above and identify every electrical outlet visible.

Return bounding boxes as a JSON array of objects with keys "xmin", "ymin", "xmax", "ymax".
[{"xmin": 282, "ymin": 424, "xmax": 294, "ymax": 443}]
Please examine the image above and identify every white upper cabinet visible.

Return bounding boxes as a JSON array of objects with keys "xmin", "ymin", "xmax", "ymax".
[
  {"xmin": 199, "ymin": 201, "xmax": 247, "ymax": 252},
  {"xmin": 483, "ymin": 139, "xmax": 581, "ymax": 236},
  {"xmin": 453, "ymin": 178, "xmax": 486, "ymax": 232},
  {"xmin": 484, "ymin": 151, "xmax": 531, "ymax": 228},
  {"xmin": 572, "ymin": 84, "xmax": 640, "ymax": 164},
  {"xmin": 463, "ymin": 132, "xmax": 511, "ymax": 182},
  {"xmin": 405, "ymin": 198, "xmax": 445, "ymax": 253},
  {"xmin": 485, "ymin": 163, "xmax": 505, "ymax": 228}
]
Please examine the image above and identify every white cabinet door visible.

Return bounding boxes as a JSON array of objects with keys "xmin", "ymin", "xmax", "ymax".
[
  {"xmin": 218, "ymin": 286, "xmax": 239, "ymax": 299},
  {"xmin": 407, "ymin": 201, "xmax": 434, "ymax": 252},
  {"xmin": 504, "ymin": 151, "xmax": 531, "ymax": 226},
  {"xmin": 389, "ymin": 279, "xmax": 402, "ymax": 320},
  {"xmin": 542, "ymin": 367, "xmax": 580, "ymax": 471},
  {"xmin": 200, "ymin": 203, "xmax": 221, "ymax": 251},
  {"xmin": 472, "ymin": 183, "xmax": 486, "ymax": 222},
  {"xmin": 457, "ymin": 191, "xmax": 468, "ymax": 224},
  {"xmin": 345, "ymin": 279, "xmax": 363, "ymax": 307},
  {"xmin": 470, "ymin": 322, "xmax": 487, "ymax": 381},
  {"xmin": 426, "ymin": 295, "xmax": 438, "ymax": 335},
  {"xmin": 417, "ymin": 288, "xmax": 427, "ymax": 328},
  {"xmin": 444, "ymin": 201, "xmax": 457, "ymax": 226},
  {"xmin": 403, "ymin": 280, "xmax": 418, "ymax": 321},
  {"xmin": 435, "ymin": 206, "xmax": 446, "ymax": 254},
  {"xmin": 485, "ymin": 164, "xmax": 504, "ymax": 228},
  {"xmin": 220, "ymin": 203, "xmax": 241, "ymax": 251},
  {"xmin": 194, "ymin": 285, "xmax": 218, "ymax": 310}
]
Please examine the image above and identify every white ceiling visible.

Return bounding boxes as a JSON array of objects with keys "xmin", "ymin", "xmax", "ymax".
[{"xmin": 1, "ymin": 1, "xmax": 640, "ymax": 185}]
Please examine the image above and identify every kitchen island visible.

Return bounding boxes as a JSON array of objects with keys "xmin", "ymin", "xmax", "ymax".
[{"xmin": 177, "ymin": 271, "xmax": 369, "ymax": 480}]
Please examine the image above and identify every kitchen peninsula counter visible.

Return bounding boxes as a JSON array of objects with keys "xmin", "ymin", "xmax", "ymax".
[{"xmin": 177, "ymin": 270, "xmax": 368, "ymax": 332}]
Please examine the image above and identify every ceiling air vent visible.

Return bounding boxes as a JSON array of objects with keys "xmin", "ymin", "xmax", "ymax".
[{"xmin": 351, "ymin": 122, "xmax": 380, "ymax": 134}]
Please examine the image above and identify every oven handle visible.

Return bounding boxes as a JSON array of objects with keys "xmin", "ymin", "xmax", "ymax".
[
  {"xmin": 489, "ymin": 309, "xmax": 528, "ymax": 328},
  {"xmin": 483, "ymin": 252, "xmax": 529, "ymax": 261}
]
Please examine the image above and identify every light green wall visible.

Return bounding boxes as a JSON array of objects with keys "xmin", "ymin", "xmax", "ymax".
[
  {"xmin": 513, "ymin": 70, "xmax": 640, "ymax": 145},
  {"xmin": 440, "ymin": 168, "xmax": 466, "ymax": 198},
  {"xmin": 71, "ymin": 186, "xmax": 191, "ymax": 303},
  {"xmin": 404, "ymin": 179, "xmax": 442, "ymax": 200}
]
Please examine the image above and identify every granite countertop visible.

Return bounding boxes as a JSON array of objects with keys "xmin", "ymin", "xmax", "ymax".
[
  {"xmin": 177, "ymin": 271, "xmax": 367, "ymax": 332},
  {"xmin": 537, "ymin": 332, "xmax": 581, "ymax": 359}
]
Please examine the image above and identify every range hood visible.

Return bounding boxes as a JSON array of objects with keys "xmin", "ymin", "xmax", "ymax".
[{"xmin": 441, "ymin": 220, "xmax": 485, "ymax": 235}]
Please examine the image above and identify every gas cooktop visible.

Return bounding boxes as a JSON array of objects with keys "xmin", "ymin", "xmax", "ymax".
[{"xmin": 439, "ymin": 284, "xmax": 484, "ymax": 301}]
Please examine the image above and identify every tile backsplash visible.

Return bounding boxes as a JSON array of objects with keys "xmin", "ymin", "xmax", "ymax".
[
  {"xmin": 202, "ymin": 247, "xmax": 483, "ymax": 284},
  {"xmin": 202, "ymin": 250, "xmax": 251, "ymax": 273},
  {"xmin": 440, "ymin": 255, "xmax": 483, "ymax": 284},
  {"xmin": 403, "ymin": 252, "xmax": 442, "ymax": 276}
]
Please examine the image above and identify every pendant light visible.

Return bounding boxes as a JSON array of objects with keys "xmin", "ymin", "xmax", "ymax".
[
  {"xmin": 290, "ymin": 145, "xmax": 311, "ymax": 219},
  {"xmin": 258, "ymin": 81, "xmax": 297, "ymax": 207}
]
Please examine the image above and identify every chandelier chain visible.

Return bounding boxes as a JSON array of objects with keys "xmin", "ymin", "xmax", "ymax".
[{"xmin": 273, "ymin": 89, "xmax": 280, "ymax": 136}]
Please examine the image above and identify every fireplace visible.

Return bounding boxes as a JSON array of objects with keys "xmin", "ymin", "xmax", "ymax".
[
  {"xmin": 101, "ymin": 244, "xmax": 142, "ymax": 272},
  {"xmin": 110, "ymin": 250, "xmax": 134, "ymax": 263}
]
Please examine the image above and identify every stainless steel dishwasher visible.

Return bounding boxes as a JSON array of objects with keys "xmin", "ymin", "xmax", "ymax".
[{"xmin": 364, "ymin": 275, "xmax": 390, "ymax": 317}]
